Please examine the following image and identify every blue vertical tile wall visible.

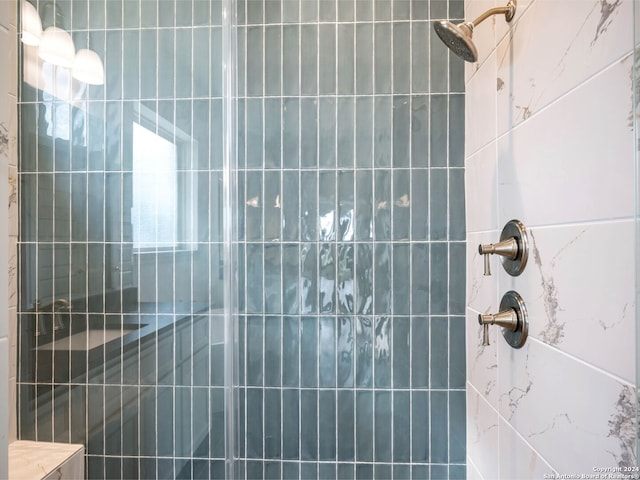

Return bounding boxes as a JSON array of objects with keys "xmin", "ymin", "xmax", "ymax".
[
  {"xmin": 18, "ymin": 1, "xmax": 228, "ymax": 479},
  {"xmin": 236, "ymin": 0, "xmax": 466, "ymax": 477}
]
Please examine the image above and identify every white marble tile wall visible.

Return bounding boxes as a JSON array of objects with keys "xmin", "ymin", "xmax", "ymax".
[
  {"xmin": 1, "ymin": 1, "xmax": 18, "ymax": 478},
  {"xmin": 465, "ymin": 0, "xmax": 637, "ymax": 477}
]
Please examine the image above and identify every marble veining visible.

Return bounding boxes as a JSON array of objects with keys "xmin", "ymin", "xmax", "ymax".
[
  {"xmin": 530, "ymin": 231, "xmax": 564, "ymax": 346},
  {"xmin": 0, "ymin": 121, "xmax": 8, "ymax": 156},
  {"xmin": 500, "ymin": 344, "xmax": 534, "ymax": 421},
  {"xmin": 592, "ymin": 0, "xmax": 622, "ymax": 46},
  {"xmin": 528, "ymin": 412, "xmax": 573, "ymax": 439},
  {"xmin": 631, "ymin": 47, "xmax": 639, "ymax": 130},
  {"xmin": 8, "ymin": 165, "xmax": 16, "ymax": 209},
  {"xmin": 470, "ymin": 397, "xmax": 499, "ymax": 445},
  {"xmin": 607, "ymin": 385, "xmax": 637, "ymax": 467}
]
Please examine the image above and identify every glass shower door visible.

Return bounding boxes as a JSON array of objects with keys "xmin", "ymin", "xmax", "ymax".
[{"xmin": 17, "ymin": 0, "xmax": 234, "ymax": 478}]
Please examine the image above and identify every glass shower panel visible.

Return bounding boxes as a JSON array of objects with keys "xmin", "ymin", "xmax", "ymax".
[
  {"xmin": 634, "ymin": 0, "xmax": 640, "ymax": 465},
  {"xmin": 17, "ymin": 1, "xmax": 232, "ymax": 479},
  {"xmin": 234, "ymin": 0, "xmax": 467, "ymax": 477}
]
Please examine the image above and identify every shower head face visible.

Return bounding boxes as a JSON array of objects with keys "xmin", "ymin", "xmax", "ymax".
[{"xmin": 434, "ymin": 20, "xmax": 478, "ymax": 63}]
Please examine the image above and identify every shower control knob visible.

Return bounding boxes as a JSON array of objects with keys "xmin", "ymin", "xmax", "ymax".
[
  {"xmin": 478, "ymin": 291, "xmax": 528, "ymax": 349},
  {"xmin": 478, "ymin": 219, "xmax": 529, "ymax": 277}
]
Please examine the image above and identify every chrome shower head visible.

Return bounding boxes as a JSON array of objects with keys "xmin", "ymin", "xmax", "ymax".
[
  {"xmin": 434, "ymin": 21, "xmax": 478, "ymax": 63},
  {"xmin": 434, "ymin": 0, "xmax": 517, "ymax": 63}
]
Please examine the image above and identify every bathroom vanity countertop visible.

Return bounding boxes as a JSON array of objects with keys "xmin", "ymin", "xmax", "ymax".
[{"xmin": 9, "ymin": 440, "xmax": 84, "ymax": 480}]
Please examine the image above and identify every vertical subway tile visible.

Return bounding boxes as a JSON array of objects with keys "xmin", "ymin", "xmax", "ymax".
[
  {"xmin": 319, "ymin": 24, "xmax": 337, "ymax": 94},
  {"xmin": 300, "ymin": 171, "xmax": 318, "ymax": 241},
  {"xmin": 393, "ymin": 169, "xmax": 410, "ymax": 240},
  {"xmin": 338, "ymin": 390, "xmax": 355, "ymax": 460},
  {"xmin": 300, "ymin": 25, "xmax": 318, "ymax": 95},
  {"xmin": 431, "ymin": 391, "xmax": 449, "ymax": 463},
  {"xmin": 355, "ymin": 171, "xmax": 373, "ymax": 241},
  {"xmin": 282, "ymin": 317, "xmax": 300, "ymax": 386},
  {"xmin": 263, "ymin": 98, "xmax": 282, "ymax": 168},
  {"xmin": 264, "ymin": 245, "xmax": 282, "ymax": 313},
  {"xmin": 449, "ymin": 94, "xmax": 465, "ymax": 167},
  {"xmin": 356, "ymin": 391, "xmax": 373, "ymax": 462},
  {"xmin": 374, "ymin": 23, "xmax": 392, "ymax": 93},
  {"xmin": 318, "ymin": 243, "xmax": 336, "ymax": 312},
  {"xmin": 411, "ymin": 96, "xmax": 430, "ymax": 167},
  {"xmin": 392, "ymin": 243, "xmax": 410, "ymax": 314},
  {"xmin": 337, "ymin": 0, "xmax": 354, "ymax": 21},
  {"xmin": 301, "ymin": 316, "xmax": 318, "ymax": 387},
  {"xmin": 412, "ymin": 243, "xmax": 430, "ymax": 314},
  {"xmin": 412, "ymin": 22, "xmax": 430, "ymax": 93},
  {"xmin": 411, "ymin": 170, "xmax": 429, "ymax": 240},
  {"xmin": 300, "ymin": 389, "xmax": 318, "ymax": 460},
  {"xmin": 264, "ymin": 0, "xmax": 281, "ymax": 23},
  {"xmin": 393, "ymin": 96, "xmax": 410, "ymax": 167},
  {"xmin": 337, "ymin": 98, "xmax": 355, "ymax": 169},
  {"xmin": 337, "ymin": 317, "xmax": 354, "ymax": 387},
  {"xmin": 282, "ymin": 244, "xmax": 300, "ymax": 314},
  {"xmin": 282, "ymin": 98, "xmax": 299, "ymax": 168},
  {"xmin": 355, "ymin": 97, "xmax": 373, "ymax": 168},
  {"xmin": 282, "ymin": 26, "xmax": 300, "ymax": 96},
  {"xmin": 282, "ymin": 172, "xmax": 300, "ymax": 241},
  {"xmin": 356, "ymin": 23, "xmax": 373, "ymax": 94},
  {"xmin": 319, "ymin": 171, "xmax": 336, "ymax": 241},
  {"xmin": 449, "ymin": 317, "xmax": 465, "ymax": 388},
  {"xmin": 411, "ymin": 317, "xmax": 429, "ymax": 388},
  {"xmin": 337, "ymin": 24, "xmax": 355, "ymax": 94},
  {"xmin": 300, "ymin": 98, "xmax": 318, "ymax": 168},
  {"xmin": 355, "ymin": 316, "xmax": 373, "ymax": 387},
  {"xmin": 430, "ymin": 242, "xmax": 448, "ymax": 314},
  {"xmin": 338, "ymin": 171, "xmax": 354, "ymax": 240},
  {"xmin": 431, "ymin": 316, "xmax": 449, "ymax": 388},
  {"xmin": 319, "ymin": 317, "xmax": 336, "ymax": 386},
  {"xmin": 393, "ymin": 23, "xmax": 410, "ymax": 94},
  {"xmin": 355, "ymin": 0, "xmax": 373, "ymax": 20},
  {"xmin": 246, "ymin": 98, "xmax": 264, "ymax": 168},
  {"xmin": 374, "ymin": 391, "xmax": 391, "ymax": 462},
  {"xmin": 247, "ymin": 26, "xmax": 264, "ymax": 96},
  {"xmin": 265, "ymin": 26, "xmax": 282, "ymax": 96},
  {"xmin": 246, "ymin": 388, "xmax": 263, "ymax": 457},
  {"xmin": 393, "ymin": 391, "xmax": 411, "ymax": 462},
  {"xmin": 374, "ymin": 243, "xmax": 391, "ymax": 313},
  {"xmin": 264, "ymin": 389, "xmax": 281, "ymax": 458},
  {"xmin": 374, "ymin": 316, "xmax": 391, "ymax": 387},
  {"xmin": 374, "ymin": 96, "xmax": 392, "ymax": 167},
  {"xmin": 393, "ymin": 317, "xmax": 410, "ymax": 388},
  {"xmin": 430, "ymin": 169, "xmax": 448, "ymax": 240},
  {"xmin": 300, "ymin": 243, "xmax": 317, "ymax": 312},
  {"xmin": 157, "ymin": 29, "xmax": 175, "ymax": 99},
  {"xmin": 430, "ymin": 94, "xmax": 448, "ymax": 166},
  {"xmin": 282, "ymin": 389, "xmax": 300, "ymax": 458},
  {"xmin": 374, "ymin": 170, "xmax": 391, "ymax": 240},
  {"xmin": 318, "ymin": 390, "xmax": 337, "ymax": 460},
  {"xmin": 449, "ymin": 243, "xmax": 466, "ymax": 314},
  {"xmin": 319, "ymin": 98, "xmax": 337, "ymax": 168},
  {"xmin": 412, "ymin": 391, "xmax": 430, "ymax": 462}
]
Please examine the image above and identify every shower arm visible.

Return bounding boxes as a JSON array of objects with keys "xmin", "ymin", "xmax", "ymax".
[{"xmin": 470, "ymin": 1, "xmax": 516, "ymax": 28}]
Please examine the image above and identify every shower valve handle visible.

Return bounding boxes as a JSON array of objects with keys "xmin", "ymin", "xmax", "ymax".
[
  {"xmin": 478, "ymin": 219, "xmax": 529, "ymax": 277},
  {"xmin": 478, "ymin": 238, "xmax": 518, "ymax": 276},
  {"xmin": 478, "ymin": 309, "xmax": 517, "ymax": 346},
  {"xmin": 478, "ymin": 291, "xmax": 529, "ymax": 349}
]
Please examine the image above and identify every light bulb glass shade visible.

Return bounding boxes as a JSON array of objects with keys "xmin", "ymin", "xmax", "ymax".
[
  {"xmin": 21, "ymin": 1, "xmax": 42, "ymax": 46},
  {"xmin": 72, "ymin": 49, "xmax": 104, "ymax": 85},
  {"xmin": 38, "ymin": 26, "xmax": 75, "ymax": 68}
]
